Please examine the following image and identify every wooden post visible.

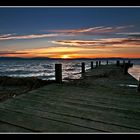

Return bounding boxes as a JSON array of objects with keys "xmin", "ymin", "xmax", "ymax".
[
  {"xmin": 91, "ymin": 61, "xmax": 94, "ymax": 69},
  {"xmin": 55, "ymin": 64, "xmax": 62, "ymax": 83},
  {"xmin": 106, "ymin": 60, "xmax": 108, "ymax": 65},
  {"xmin": 81, "ymin": 62, "xmax": 85, "ymax": 73},
  {"xmin": 138, "ymin": 78, "xmax": 140, "ymax": 92},
  {"xmin": 99, "ymin": 61, "xmax": 101, "ymax": 66},
  {"xmin": 123, "ymin": 63, "xmax": 128, "ymax": 75},
  {"xmin": 128, "ymin": 60, "xmax": 131, "ymax": 67},
  {"xmin": 128, "ymin": 60, "xmax": 130, "ymax": 64},
  {"xmin": 116, "ymin": 60, "xmax": 120, "ymax": 66},
  {"xmin": 123, "ymin": 60, "xmax": 125, "ymax": 67},
  {"xmin": 96, "ymin": 61, "xmax": 98, "ymax": 67}
]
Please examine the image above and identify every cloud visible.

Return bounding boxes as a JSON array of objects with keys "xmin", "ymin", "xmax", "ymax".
[
  {"xmin": 52, "ymin": 40, "xmax": 99, "ymax": 46},
  {"xmin": 48, "ymin": 25, "xmax": 133, "ymax": 36},
  {"xmin": 0, "ymin": 33, "xmax": 59, "ymax": 41},
  {"xmin": 0, "ymin": 51, "xmax": 29, "ymax": 55},
  {"xmin": 0, "ymin": 25, "xmax": 134, "ymax": 41},
  {"xmin": 52, "ymin": 37, "xmax": 140, "ymax": 47},
  {"xmin": 117, "ymin": 32, "xmax": 140, "ymax": 38},
  {"xmin": 38, "ymin": 51, "xmax": 80, "ymax": 55},
  {"xmin": 0, "ymin": 34, "xmax": 12, "ymax": 38}
]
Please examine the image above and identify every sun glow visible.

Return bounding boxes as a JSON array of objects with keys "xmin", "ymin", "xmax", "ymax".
[
  {"xmin": 61, "ymin": 54, "xmax": 70, "ymax": 59},
  {"xmin": 1, "ymin": 45, "xmax": 140, "ymax": 59}
]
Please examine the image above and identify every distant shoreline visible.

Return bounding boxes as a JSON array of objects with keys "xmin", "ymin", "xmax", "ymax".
[{"xmin": 0, "ymin": 57, "xmax": 140, "ymax": 61}]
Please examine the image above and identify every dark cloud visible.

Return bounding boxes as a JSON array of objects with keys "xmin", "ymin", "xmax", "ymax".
[{"xmin": 0, "ymin": 51, "xmax": 29, "ymax": 55}]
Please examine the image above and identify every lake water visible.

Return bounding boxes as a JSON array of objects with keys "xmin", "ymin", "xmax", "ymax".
[
  {"xmin": 128, "ymin": 60, "xmax": 140, "ymax": 81},
  {"xmin": 0, "ymin": 59, "xmax": 139, "ymax": 81}
]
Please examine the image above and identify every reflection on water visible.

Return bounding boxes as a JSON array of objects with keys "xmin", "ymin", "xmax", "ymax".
[
  {"xmin": 119, "ymin": 84, "xmax": 138, "ymax": 88},
  {"xmin": 128, "ymin": 65, "xmax": 140, "ymax": 81}
]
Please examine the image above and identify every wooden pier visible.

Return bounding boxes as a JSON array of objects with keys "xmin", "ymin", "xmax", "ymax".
[{"xmin": 0, "ymin": 63, "xmax": 140, "ymax": 132}]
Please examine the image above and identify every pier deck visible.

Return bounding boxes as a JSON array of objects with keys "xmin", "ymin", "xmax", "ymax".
[{"xmin": 0, "ymin": 64, "xmax": 139, "ymax": 133}]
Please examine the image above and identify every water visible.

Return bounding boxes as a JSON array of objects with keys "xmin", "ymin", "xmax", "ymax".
[
  {"xmin": 0, "ymin": 60, "xmax": 90, "ymax": 81},
  {"xmin": 128, "ymin": 60, "xmax": 140, "ymax": 81},
  {"xmin": 0, "ymin": 59, "xmax": 139, "ymax": 81}
]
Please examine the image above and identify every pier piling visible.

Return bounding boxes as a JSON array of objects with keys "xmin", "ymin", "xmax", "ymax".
[
  {"xmin": 91, "ymin": 61, "xmax": 94, "ymax": 69},
  {"xmin": 123, "ymin": 60, "xmax": 125, "ymax": 67},
  {"xmin": 116, "ymin": 60, "xmax": 120, "ymax": 66},
  {"xmin": 138, "ymin": 78, "xmax": 140, "ymax": 92},
  {"xmin": 96, "ymin": 61, "xmax": 98, "ymax": 67},
  {"xmin": 81, "ymin": 62, "xmax": 85, "ymax": 73},
  {"xmin": 55, "ymin": 64, "xmax": 62, "ymax": 83},
  {"xmin": 99, "ymin": 61, "xmax": 101, "ymax": 66},
  {"xmin": 106, "ymin": 60, "xmax": 108, "ymax": 65},
  {"xmin": 128, "ymin": 60, "xmax": 131, "ymax": 65},
  {"xmin": 123, "ymin": 63, "xmax": 128, "ymax": 75}
]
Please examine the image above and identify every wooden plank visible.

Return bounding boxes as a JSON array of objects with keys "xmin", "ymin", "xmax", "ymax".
[
  {"xmin": 23, "ymin": 91, "xmax": 140, "ymax": 112},
  {"xmin": 0, "ymin": 104, "xmax": 112, "ymax": 132},
  {"xmin": 0, "ymin": 121, "xmax": 31, "ymax": 132},
  {"xmin": 1, "ymin": 100, "xmax": 140, "ymax": 132},
  {"xmin": 8, "ymin": 95, "xmax": 140, "ymax": 126},
  {"xmin": 14, "ymin": 97, "xmax": 140, "ymax": 121},
  {"xmin": 1, "ymin": 97, "xmax": 140, "ymax": 131},
  {"xmin": 0, "ymin": 108, "xmax": 97, "ymax": 132},
  {"xmin": 30, "ymin": 89, "xmax": 140, "ymax": 108},
  {"xmin": 9, "ymin": 84, "xmax": 140, "ymax": 118},
  {"xmin": 34, "ymin": 84, "xmax": 140, "ymax": 101}
]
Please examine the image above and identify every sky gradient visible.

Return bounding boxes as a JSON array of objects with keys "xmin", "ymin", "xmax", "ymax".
[{"xmin": 0, "ymin": 7, "xmax": 140, "ymax": 58}]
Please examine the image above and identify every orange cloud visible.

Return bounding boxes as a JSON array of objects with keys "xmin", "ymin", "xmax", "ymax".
[{"xmin": 52, "ymin": 37, "xmax": 140, "ymax": 47}]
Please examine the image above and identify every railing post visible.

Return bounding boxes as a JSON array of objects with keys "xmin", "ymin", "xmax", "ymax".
[
  {"xmin": 116, "ymin": 60, "xmax": 120, "ymax": 66},
  {"xmin": 123, "ymin": 63, "xmax": 128, "ymax": 75},
  {"xmin": 106, "ymin": 60, "xmax": 108, "ymax": 65},
  {"xmin": 99, "ymin": 61, "xmax": 101, "ymax": 66},
  {"xmin": 138, "ymin": 78, "xmax": 140, "ymax": 92},
  {"xmin": 96, "ymin": 61, "xmax": 98, "ymax": 67},
  {"xmin": 91, "ymin": 61, "xmax": 94, "ymax": 69},
  {"xmin": 128, "ymin": 60, "xmax": 130, "ymax": 64},
  {"xmin": 55, "ymin": 64, "xmax": 62, "ymax": 83},
  {"xmin": 81, "ymin": 62, "xmax": 85, "ymax": 73},
  {"xmin": 123, "ymin": 60, "xmax": 125, "ymax": 67},
  {"xmin": 128, "ymin": 60, "xmax": 131, "ymax": 67}
]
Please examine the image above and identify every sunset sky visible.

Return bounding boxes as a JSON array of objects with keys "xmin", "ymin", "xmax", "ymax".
[{"xmin": 0, "ymin": 7, "xmax": 140, "ymax": 58}]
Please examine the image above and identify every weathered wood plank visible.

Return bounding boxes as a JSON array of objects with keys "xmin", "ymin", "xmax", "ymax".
[
  {"xmin": 0, "ymin": 121, "xmax": 31, "ymax": 132},
  {"xmin": 0, "ymin": 108, "xmax": 97, "ymax": 132},
  {"xmin": 0, "ymin": 104, "xmax": 113, "ymax": 132},
  {"xmin": 1, "ymin": 97, "xmax": 140, "ymax": 131},
  {"xmin": 33, "ymin": 84, "xmax": 139, "ymax": 101},
  {"xmin": 21, "ymin": 91, "xmax": 140, "ymax": 112},
  {"xmin": 0, "ymin": 101, "xmax": 139, "ymax": 132}
]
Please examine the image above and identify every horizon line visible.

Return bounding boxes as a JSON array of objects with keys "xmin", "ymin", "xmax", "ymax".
[
  {"xmin": 0, "ymin": 56, "xmax": 140, "ymax": 59},
  {"xmin": 0, "ymin": 6, "xmax": 140, "ymax": 8}
]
